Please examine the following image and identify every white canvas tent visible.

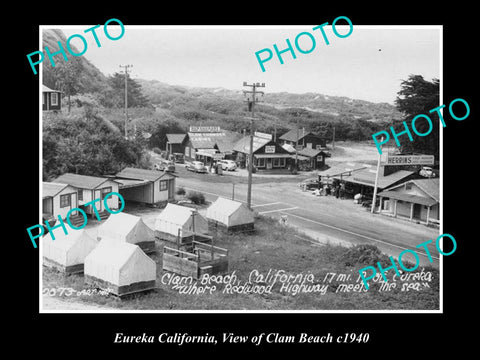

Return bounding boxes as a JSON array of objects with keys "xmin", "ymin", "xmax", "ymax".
[
  {"xmin": 42, "ymin": 229, "xmax": 98, "ymax": 274},
  {"xmin": 154, "ymin": 203, "xmax": 209, "ymax": 244},
  {"xmin": 206, "ymin": 197, "xmax": 255, "ymax": 232},
  {"xmin": 84, "ymin": 239, "xmax": 157, "ymax": 296},
  {"xmin": 96, "ymin": 212, "xmax": 156, "ymax": 253}
]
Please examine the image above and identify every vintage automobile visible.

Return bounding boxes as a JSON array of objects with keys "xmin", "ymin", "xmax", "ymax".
[
  {"xmin": 186, "ymin": 161, "xmax": 208, "ymax": 173},
  {"xmin": 218, "ymin": 159, "xmax": 237, "ymax": 171},
  {"xmin": 419, "ymin": 166, "xmax": 436, "ymax": 178},
  {"xmin": 155, "ymin": 160, "xmax": 175, "ymax": 172}
]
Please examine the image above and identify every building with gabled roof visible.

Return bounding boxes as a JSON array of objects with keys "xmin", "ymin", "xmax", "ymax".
[
  {"xmin": 233, "ymin": 135, "xmax": 291, "ymax": 171},
  {"xmin": 52, "ymin": 173, "xmax": 120, "ymax": 218},
  {"xmin": 279, "ymin": 129, "xmax": 327, "ymax": 150},
  {"xmin": 377, "ymin": 178, "xmax": 439, "ymax": 225},
  {"xmin": 43, "ymin": 85, "xmax": 62, "ymax": 111},
  {"xmin": 166, "ymin": 133, "xmax": 187, "ymax": 155},
  {"xmin": 42, "ymin": 182, "xmax": 79, "ymax": 221},
  {"xmin": 115, "ymin": 167, "xmax": 176, "ymax": 206}
]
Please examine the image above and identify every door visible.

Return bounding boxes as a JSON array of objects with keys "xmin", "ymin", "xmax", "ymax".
[
  {"xmin": 266, "ymin": 158, "xmax": 272, "ymax": 169},
  {"xmin": 413, "ymin": 203, "xmax": 422, "ymax": 219}
]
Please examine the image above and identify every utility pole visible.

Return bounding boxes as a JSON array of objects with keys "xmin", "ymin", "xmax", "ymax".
[
  {"xmin": 243, "ymin": 81, "xmax": 265, "ymax": 209},
  {"xmin": 371, "ymin": 136, "xmax": 384, "ymax": 214},
  {"xmin": 119, "ymin": 64, "xmax": 133, "ymax": 139},
  {"xmin": 332, "ymin": 125, "xmax": 335, "ymax": 149}
]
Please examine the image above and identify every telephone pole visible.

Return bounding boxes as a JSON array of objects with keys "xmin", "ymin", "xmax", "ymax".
[
  {"xmin": 243, "ymin": 81, "xmax": 265, "ymax": 209},
  {"xmin": 119, "ymin": 64, "xmax": 133, "ymax": 139}
]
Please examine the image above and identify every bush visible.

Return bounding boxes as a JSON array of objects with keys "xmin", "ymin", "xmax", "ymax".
[
  {"xmin": 187, "ymin": 191, "xmax": 205, "ymax": 205},
  {"xmin": 176, "ymin": 187, "xmax": 186, "ymax": 196},
  {"xmin": 340, "ymin": 244, "xmax": 384, "ymax": 267},
  {"xmin": 152, "ymin": 147, "xmax": 162, "ymax": 154}
]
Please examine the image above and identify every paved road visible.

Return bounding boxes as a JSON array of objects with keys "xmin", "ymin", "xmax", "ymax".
[{"xmin": 176, "ymin": 166, "xmax": 440, "ymax": 268}]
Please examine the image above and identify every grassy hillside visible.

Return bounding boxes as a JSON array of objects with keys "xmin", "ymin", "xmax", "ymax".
[
  {"xmin": 138, "ymin": 79, "xmax": 397, "ymax": 141},
  {"xmin": 42, "ymin": 216, "xmax": 439, "ymax": 311}
]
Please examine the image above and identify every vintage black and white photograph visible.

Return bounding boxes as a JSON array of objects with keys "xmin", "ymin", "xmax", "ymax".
[{"xmin": 38, "ymin": 24, "xmax": 442, "ymax": 312}]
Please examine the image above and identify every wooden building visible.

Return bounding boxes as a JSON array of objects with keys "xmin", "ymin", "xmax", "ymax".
[
  {"xmin": 377, "ymin": 178, "xmax": 439, "ymax": 225},
  {"xmin": 296, "ymin": 148, "xmax": 328, "ymax": 170},
  {"xmin": 43, "ymin": 85, "xmax": 62, "ymax": 111},
  {"xmin": 165, "ymin": 134, "xmax": 187, "ymax": 155},
  {"xmin": 279, "ymin": 129, "xmax": 327, "ymax": 150},
  {"xmin": 115, "ymin": 167, "xmax": 176, "ymax": 206},
  {"xmin": 42, "ymin": 182, "xmax": 79, "ymax": 220},
  {"xmin": 233, "ymin": 134, "xmax": 291, "ymax": 171},
  {"xmin": 53, "ymin": 173, "xmax": 121, "ymax": 219}
]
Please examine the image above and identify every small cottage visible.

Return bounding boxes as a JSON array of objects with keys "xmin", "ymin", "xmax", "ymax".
[
  {"xmin": 43, "ymin": 85, "xmax": 62, "ymax": 111},
  {"xmin": 115, "ymin": 167, "xmax": 176, "ymax": 206},
  {"xmin": 42, "ymin": 182, "xmax": 79, "ymax": 221},
  {"xmin": 53, "ymin": 173, "xmax": 121, "ymax": 219}
]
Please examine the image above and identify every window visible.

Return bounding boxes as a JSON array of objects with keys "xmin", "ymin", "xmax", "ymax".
[
  {"xmin": 101, "ymin": 187, "xmax": 112, "ymax": 199},
  {"xmin": 405, "ymin": 183, "xmax": 412, "ymax": 190},
  {"xmin": 51, "ymin": 93, "xmax": 58, "ymax": 106},
  {"xmin": 279, "ymin": 158, "xmax": 285, "ymax": 167},
  {"xmin": 257, "ymin": 158, "xmax": 265, "ymax": 168},
  {"xmin": 78, "ymin": 189, "xmax": 83, "ymax": 201},
  {"xmin": 273, "ymin": 158, "xmax": 280, "ymax": 167},
  {"xmin": 60, "ymin": 194, "xmax": 71, "ymax": 208},
  {"xmin": 160, "ymin": 180, "xmax": 168, "ymax": 191}
]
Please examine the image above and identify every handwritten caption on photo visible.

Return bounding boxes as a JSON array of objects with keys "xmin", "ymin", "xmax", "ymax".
[{"xmin": 161, "ymin": 268, "xmax": 434, "ymax": 296}]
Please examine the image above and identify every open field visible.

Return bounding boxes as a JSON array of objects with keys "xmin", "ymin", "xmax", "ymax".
[{"xmin": 42, "ymin": 215, "xmax": 439, "ymax": 311}]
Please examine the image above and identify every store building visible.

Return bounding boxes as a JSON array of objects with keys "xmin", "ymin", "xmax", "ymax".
[
  {"xmin": 233, "ymin": 132, "xmax": 291, "ymax": 171},
  {"xmin": 377, "ymin": 178, "xmax": 439, "ymax": 225}
]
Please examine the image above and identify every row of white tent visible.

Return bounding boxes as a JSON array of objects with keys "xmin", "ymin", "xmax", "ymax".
[{"xmin": 42, "ymin": 197, "xmax": 255, "ymax": 295}]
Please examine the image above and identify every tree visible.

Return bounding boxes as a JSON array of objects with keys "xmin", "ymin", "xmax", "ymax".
[
  {"xmin": 53, "ymin": 57, "xmax": 83, "ymax": 113},
  {"xmin": 107, "ymin": 72, "xmax": 149, "ymax": 108},
  {"xmin": 394, "ymin": 75, "xmax": 440, "ymax": 158}
]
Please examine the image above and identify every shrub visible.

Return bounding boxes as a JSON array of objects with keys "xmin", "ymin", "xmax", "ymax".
[
  {"xmin": 176, "ymin": 187, "xmax": 186, "ymax": 196},
  {"xmin": 152, "ymin": 147, "xmax": 162, "ymax": 154},
  {"xmin": 340, "ymin": 244, "xmax": 384, "ymax": 267},
  {"xmin": 187, "ymin": 191, "xmax": 205, "ymax": 205}
]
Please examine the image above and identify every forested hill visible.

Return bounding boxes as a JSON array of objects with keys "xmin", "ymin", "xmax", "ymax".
[
  {"xmin": 42, "ymin": 29, "xmax": 110, "ymax": 94},
  {"xmin": 41, "ymin": 29, "xmax": 408, "ymax": 180}
]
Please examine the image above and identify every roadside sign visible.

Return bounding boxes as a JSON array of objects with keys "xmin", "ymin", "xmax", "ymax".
[{"xmin": 385, "ymin": 155, "xmax": 434, "ymax": 165}]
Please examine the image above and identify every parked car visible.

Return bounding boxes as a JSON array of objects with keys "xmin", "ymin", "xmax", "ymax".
[
  {"xmin": 219, "ymin": 159, "xmax": 237, "ymax": 171},
  {"xmin": 155, "ymin": 160, "xmax": 175, "ymax": 172},
  {"xmin": 171, "ymin": 153, "xmax": 185, "ymax": 164},
  {"xmin": 186, "ymin": 161, "xmax": 207, "ymax": 173},
  {"xmin": 419, "ymin": 166, "xmax": 435, "ymax": 178}
]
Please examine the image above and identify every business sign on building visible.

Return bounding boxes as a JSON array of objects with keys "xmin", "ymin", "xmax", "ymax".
[
  {"xmin": 255, "ymin": 131, "xmax": 272, "ymax": 140},
  {"xmin": 189, "ymin": 126, "xmax": 221, "ymax": 133},
  {"xmin": 385, "ymin": 155, "xmax": 435, "ymax": 166},
  {"xmin": 264, "ymin": 145, "xmax": 276, "ymax": 153}
]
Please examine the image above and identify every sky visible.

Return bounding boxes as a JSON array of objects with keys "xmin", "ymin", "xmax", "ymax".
[{"xmin": 56, "ymin": 25, "xmax": 441, "ymax": 104}]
